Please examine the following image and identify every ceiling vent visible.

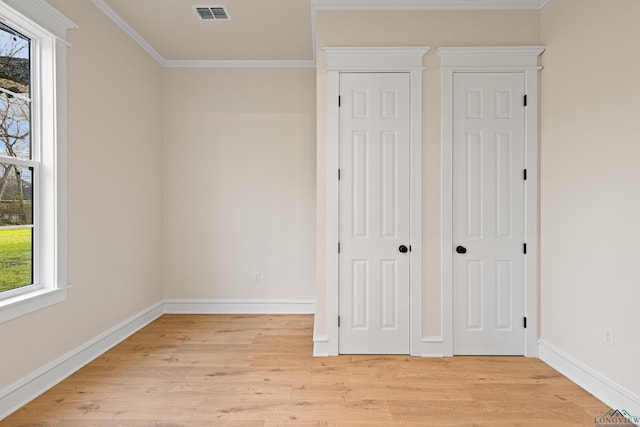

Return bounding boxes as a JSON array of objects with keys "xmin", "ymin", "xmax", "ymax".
[{"xmin": 194, "ymin": 5, "xmax": 230, "ymax": 20}]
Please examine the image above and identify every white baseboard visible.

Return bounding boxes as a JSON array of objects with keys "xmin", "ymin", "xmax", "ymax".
[
  {"xmin": 0, "ymin": 302, "xmax": 164, "ymax": 421},
  {"xmin": 312, "ymin": 334, "xmax": 333, "ymax": 357},
  {"xmin": 0, "ymin": 299, "xmax": 317, "ymax": 420},
  {"xmin": 164, "ymin": 299, "xmax": 316, "ymax": 314},
  {"xmin": 539, "ymin": 339, "xmax": 640, "ymax": 424},
  {"xmin": 311, "ymin": 335, "xmax": 450, "ymax": 358},
  {"xmin": 8, "ymin": 309, "xmax": 637, "ymax": 423},
  {"xmin": 419, "ymin": 336, "xmax": 447, "ymax": 358}
]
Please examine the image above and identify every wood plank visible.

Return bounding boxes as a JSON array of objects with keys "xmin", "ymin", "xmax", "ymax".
[{"xmin": 1, "ymin": 314, "xmax": 608, "ymax": 426}]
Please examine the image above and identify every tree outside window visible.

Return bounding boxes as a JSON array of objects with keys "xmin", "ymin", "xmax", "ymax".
[{"xmin": 0, "ymin": 22, "xmax": 33, "ymax": 294}]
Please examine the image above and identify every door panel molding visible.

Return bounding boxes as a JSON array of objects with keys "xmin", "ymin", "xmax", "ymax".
[
  {"xmin": 316, "ymin": 46, "xmax": 429, "ymax": 357},
  {"xmin": 339, "ymin": 73, "xmax": 411, "ymax": 354},
  {"xmin": 453, "ymin": 72, "xmax": 526, "ymax": 355},
  {"xmin": 437, "ymin": 46, "xmax": 545, "ymax": 357}
]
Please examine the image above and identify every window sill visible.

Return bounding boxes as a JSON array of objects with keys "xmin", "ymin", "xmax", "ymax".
[{"xmin": 0, "ymin": 286, "xmax": 70, "ymax": 323}]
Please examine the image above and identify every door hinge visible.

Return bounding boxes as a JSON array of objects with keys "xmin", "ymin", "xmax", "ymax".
[
  {"xmin": 523, "ymin": 317, "xmax": 527, "ymax": 328},
  {"xmin": 523, "ymin": 169, "xmax": 527, "ymax": 181},
  {"xmin": 523, "ymin": 243, "xmax": 527, "ymax": 254},
  {"xmin": 524, "ymin": 94, "xmax": 528, "ymax": 107},
  {"xmin": 338, "ymin": 95, "xmax": 341, "ymax": 107},
  {"xmin": 409, "ymin": 245, "xmax": 412, "ymax": 252},
  {"xmin": 338, "ymin": 169, "xmax": 341, "ymax": 180},
  {"xmin": 338, "ymin": 242, "xmax": 341, "ymax": 254},
  {"xmin": 338, "ymin": 316, "xmax": 341, "ymax": 327}
]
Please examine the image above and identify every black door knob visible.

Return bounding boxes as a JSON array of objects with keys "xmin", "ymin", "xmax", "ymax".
[
  {"xmin": 399, "ymin": 245, "xmax": 409, "ymax": 253},
  {"xmin": 456, "ymin": 245, "xmax": 467, "ymax": 254}
]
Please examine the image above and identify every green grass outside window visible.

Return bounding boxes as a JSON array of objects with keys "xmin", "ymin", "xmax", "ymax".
[{"xmin": 0, "ymin": 227, "xmax": 32, "ymax": 292}]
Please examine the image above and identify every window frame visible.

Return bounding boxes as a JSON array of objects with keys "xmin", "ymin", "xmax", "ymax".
[
  {"xmin": 0, "ymin": 0, "xmax": 75, "ymax": 323},
  {"xmin": 0, "ymin": 22, "xmax": 38, "ymax": 300}
]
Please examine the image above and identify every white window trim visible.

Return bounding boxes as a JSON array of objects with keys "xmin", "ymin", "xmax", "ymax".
[{"xmin": 0, "ymin": 0, "xmax": 76, "ymax": 323}]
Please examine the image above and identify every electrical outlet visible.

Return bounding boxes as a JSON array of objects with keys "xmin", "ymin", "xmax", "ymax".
[
  {"xmin": 254, "ymin": 272, "xmax": 261, "ymax": 283},
  {"xmin": 604, "ymin": 329, "xmax": 615, "ymax": 347}
]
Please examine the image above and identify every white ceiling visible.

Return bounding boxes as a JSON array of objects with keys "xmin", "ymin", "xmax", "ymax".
[
  {"xmin": 91, "ymin": 0, "xmax": 549, "ymax": 67},
  {"xmin": 101, "ymin": 0, "xmax": 313, "ymax": 63}
]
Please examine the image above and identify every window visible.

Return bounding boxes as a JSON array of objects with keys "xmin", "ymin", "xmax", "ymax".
[
  {"xmin": 0, "ymin": 21, "xmax": 35, "ymax": 298},
  {"xmin": 0, "ymin": 1, "xmax": 75, "ymax": 323}
]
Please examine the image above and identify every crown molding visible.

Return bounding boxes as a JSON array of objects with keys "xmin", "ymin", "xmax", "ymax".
[
  {"xmin": 90, "ymin": 0, "xmax": 165, "ymax": 66},
  {"xmin": 164, "ymin": 59, "xmax": 316, "ymax": 68},
  {"xmin": 311, "ymin": 0, "xmax": 549, "ymax": 10},
  {"xmin": 90, "ymin": 0, "xmax": 315, "ymax": 68},
  {"xmin": 89, "ymin": 0, "xmax": 549, "ymax": 69}
]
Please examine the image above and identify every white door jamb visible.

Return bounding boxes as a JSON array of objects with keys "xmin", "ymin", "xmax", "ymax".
[
  {"xmin": 436, "ymin": 46, "xmax": 545, "ymax": 357},
  {"xmin": 318, "ymin": 47, "xmax": 429, "ymax": 356}
]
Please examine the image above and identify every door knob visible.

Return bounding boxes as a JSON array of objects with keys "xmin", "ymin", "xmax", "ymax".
[
  {"xmin": 399, "ymin": 245, "xmax": 409, "ymax": 253},
  {"xmin": 456, "ymin": 245, "xmax": 467, "ymax": 254}
]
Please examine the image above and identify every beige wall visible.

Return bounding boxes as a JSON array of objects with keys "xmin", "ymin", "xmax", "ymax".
[
  {"xmin": 5, "ymin": 0, "xmax": 640, "ymax": 411},
  {"xmin": 540, "ymin": 0, "xmax": 640, "ymax": 393},
  {"xmin": 0, "ymin": 1, "xmax": 164, "ymax": 388},
  {"xmin": 315, "ymin": 10, "xmax": 541, "ymax": 337},
  {"xmin": 162, "ymin": 68, "xmax": 316, "ymax": 301}
]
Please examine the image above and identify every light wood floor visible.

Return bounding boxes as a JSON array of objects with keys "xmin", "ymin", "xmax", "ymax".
[{"xmin": 3, "ymin": 314, "xmax": 607, "ymax": 426}]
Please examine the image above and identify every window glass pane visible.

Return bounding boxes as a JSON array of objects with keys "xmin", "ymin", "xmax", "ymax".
[
  {"xmin": 0, "ymin": 93, "xmax": 31, "ymax": 159},
  {"xmin": 0, "ymin": 22, "xmax": 30, "ymax": 96},
  {"xmin": 0, "ymin": 164, "xmax": 32, "ymax": 226},
  {"xmin": 0, "ymin": 227, "xmax": 32, "ymax": 292},
  {"xmin": 0, "ymin": 22, "xmax": 30, "ymax": 161}
]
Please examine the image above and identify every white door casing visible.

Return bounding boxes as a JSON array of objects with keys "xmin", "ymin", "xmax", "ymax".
[
  {"xmin": 339, "ymin": 73, "xmax": 411, "ymax": 354},
  {"xmin": 452, "ymin": 72, "xmax": 525, "ymax": 355},
  {"xmin": 436, "ymin": 46, "xmax": 544, "ymax": 358},
  {"xmin": 314, "ymin": 47, "xmax": 428, "ymax": 357}
]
